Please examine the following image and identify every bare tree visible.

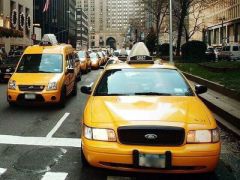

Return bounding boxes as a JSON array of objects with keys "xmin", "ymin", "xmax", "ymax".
[
  {"xmin": 174, "ymin": 0, "xmax": 228, "ymax": 56},
  {"xmin": 140, "ymin": 0, "xmax": 169, "ymax": 45}
]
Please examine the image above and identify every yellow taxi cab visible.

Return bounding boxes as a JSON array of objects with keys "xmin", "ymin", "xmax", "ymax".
[
  {"xmin": 77, "ymin": 50, "xmax": 91, "ymax": 74},
  {"xmin": 7, "ymin": 34, "xmax": 77, "ymax": 107},
  {"xmin": 80, "ymin": 42, "xmax": 221, "ymax": 174},
  {"xmin": 73, "ymin": 51, "xmax": 82, "ymax": 81},
  {"xmin": 90, "ymin": 52, "xmax": 101, "ymax": 69}
]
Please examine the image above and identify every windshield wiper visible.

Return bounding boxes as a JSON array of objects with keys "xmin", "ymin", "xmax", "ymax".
[{"xmin": 134, "ymin": 92, "xmax": 172, "ymax": 96}]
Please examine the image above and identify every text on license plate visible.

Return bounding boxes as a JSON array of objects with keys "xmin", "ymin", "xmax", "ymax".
[
  {"xmin": 24, "ymin": 94, "xmax": 36, "ymax": 100},
  {"xmin": 139, "ymin": 153, "xmax": 166, "ymax": 168}
]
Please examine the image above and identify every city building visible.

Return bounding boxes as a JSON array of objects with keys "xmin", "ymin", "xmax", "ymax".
[
  {"xmin": 0, "ymin": 0, "xmax": 33, "ymax": 53},
  {"xmin": 77, "ymin": 0, "xmax": 146, "ymax": 49},
  {"xmin": 76, "ymin": 8, "xmax": 88, "ymax": 50},
  {"xmin": 33, "ymin": 0, "xmax": 77, "ymax": 47},
  {"xmin": 191, "ymin": 0, "xmax": 240, "ymax": 46}
]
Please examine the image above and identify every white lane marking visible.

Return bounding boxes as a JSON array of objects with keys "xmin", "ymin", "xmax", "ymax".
[
  {"xmin": 41, "ymin": 172, "xmax": 68, "ymax": 180},
  {"xmin": 107, "ymin": 177, "xmax": 133, "ymax": 180},
  {"xmin": 0, "ymin": 168, "xmax": 7, "ymax": 176},
  {"xmin": 46, "ymin": 113, "xmax": 70, "ymax": 138},
  {"xmin": 0, "ymin": 135, "xmax": 81, "ymax": 148}
]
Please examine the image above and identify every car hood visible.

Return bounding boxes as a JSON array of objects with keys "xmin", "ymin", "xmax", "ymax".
[
  {"xmin": 88, "ymin": 96, "xmax": 211, "ymax": 126},
  {"xmin": 10, "ymin": 73, "xmax": 63, "ymax": 85}
]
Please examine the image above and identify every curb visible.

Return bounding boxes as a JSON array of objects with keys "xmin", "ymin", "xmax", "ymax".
[
  {"xmin": 182, "ymin": 72, "xmax": 240, "ymax": 131},
  {"xmin": 182, "ymin": 72, "xmax": 240, "ymax": 101},
  {"xmin": 199, "ymin": 96, "xmax": 240, "ymax": 130}
]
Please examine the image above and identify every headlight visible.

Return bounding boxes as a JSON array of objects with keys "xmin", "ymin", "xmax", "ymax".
[
  {"xmin": 187, "ymin": 128, "xmax": 220, "ymax": 143},
  {"xmin": 6, "ymin": 68, "xmax": 11, "ymax": 73},
  {"xmin": 8, "ymin": 80, "xmax": 16, "ymax": 90},
  {"xmin": 83, "ymin": 125, "xmax": 116, "ymax": 142},
  {"xmin": 47, "ymin": 82, "xmax": 57, "ymax": 90}
]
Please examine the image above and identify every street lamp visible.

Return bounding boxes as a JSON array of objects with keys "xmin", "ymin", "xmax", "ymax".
[{"xmin": 169, "ymin": 0, "xmax": 173, "ymax": 64}]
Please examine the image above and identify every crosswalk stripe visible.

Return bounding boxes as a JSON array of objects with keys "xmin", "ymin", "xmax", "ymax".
[
  {"xmin": 41, "ymin": 172, "xmax": 68, "ymax": 180},
  {"xmin": 0, "ymin": 168, "xmax": 7, "ymax": 176},
  {"xmin": 0, "ymin": 135, "xmax": 81, "ymax": 148}
]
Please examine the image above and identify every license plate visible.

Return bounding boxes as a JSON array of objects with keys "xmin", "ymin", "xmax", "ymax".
[
  {"xmin": 24, "ymin": 94, "xmax": 36, "ymax": 100},
  {"xmin": 4, "ymin": 74, "xmax": 11, "ymax": 79},
  {"xmin": 139, "ymin": 153, "xmax": 166, "ymax": 168}
]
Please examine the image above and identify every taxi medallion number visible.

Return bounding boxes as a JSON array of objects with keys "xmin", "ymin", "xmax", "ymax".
[
  {"xmin": 139, "ymin": 153, "xmax": 166, "ymax": 168},
  {"xmin": 24, "ymin": 94, "xmax": 36, "ymax": 100}
]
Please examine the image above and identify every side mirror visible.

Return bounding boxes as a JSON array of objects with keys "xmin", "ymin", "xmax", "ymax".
[
  {"xmin": 195, "ymin": 84, "xmax": 207, "ymax": 95},
  {"xmin": 81, "ymin": 86, "xmax": 92, "ymax": 95},
  {"xmin": 67, "ymin": 67, "xmax": 74, "ymax": 74}
]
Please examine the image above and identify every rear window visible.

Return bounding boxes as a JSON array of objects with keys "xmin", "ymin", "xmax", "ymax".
[{"xmin": 233, "ymin": 46, "xmax": 239, "ymax": 51}]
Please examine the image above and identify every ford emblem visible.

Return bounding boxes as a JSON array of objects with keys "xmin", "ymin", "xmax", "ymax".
[{"xmin": 144, "ymin": 134, "xmax": 158, "ymax": 140}]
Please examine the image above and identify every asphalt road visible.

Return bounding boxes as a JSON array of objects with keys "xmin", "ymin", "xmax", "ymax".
[{"xmin": 0, "ymin": 70, "xmax": 239, "ymax": 180}]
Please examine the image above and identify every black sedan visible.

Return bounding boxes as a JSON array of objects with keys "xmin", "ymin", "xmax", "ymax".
[{"xmin": 0, "ymin": 56, "xmax": 20, "ymax": 82}]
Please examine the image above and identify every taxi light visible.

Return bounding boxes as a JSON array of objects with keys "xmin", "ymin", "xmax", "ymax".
[
  {"xmin": 83, "ymin": 125, "xmax": 116, "ymax": 142},
  {"xmin": 8, "ymin": 80, "xmax": 16, "ymax": 90},
  {"xmin": 187, "ymin": 129, "xmax": 220, "ymax": 143},
  {"xmin": 47, "ymin": 82, "xmax": 57, "ymax": 91}
]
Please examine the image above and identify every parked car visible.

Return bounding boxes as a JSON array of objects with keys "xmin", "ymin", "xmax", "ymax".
[
  {"xmin": 0, "ymin": 56, "xmax": 21, "ymax": 82},
  {"xmin": 218, "ymin": 43, "xmax": 240, "ymax": 60},
  {"xmin": 205, "ymin": 47, "xmax": 216, "ymax": 61}
]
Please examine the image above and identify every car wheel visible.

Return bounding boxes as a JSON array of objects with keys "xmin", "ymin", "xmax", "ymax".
[
  {"xmin": 59, "ymin": 86, "xmax": 66, "ymax": 108},
  {"xmin": 88, "ymin": 64, "xmax": 92, "ymax": 72},
  {"xmin": 81, "ymin": 146, "xmax": 90, "ymax": 168},
  {"xmin": 8, "ymin": 101, "xmax": 16, "ymax": 107},
  {"xmin": 77, "ymin": 71, "xmax": 82, "ymax": 81},
  {"xmin": 71, "ymin": 81, "xmax": 77, "ymax": 96}
]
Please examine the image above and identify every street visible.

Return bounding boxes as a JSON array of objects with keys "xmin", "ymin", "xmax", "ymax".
[{"xmin": 0, "ymin": 70, "xmax": 239, "ymax": 180}]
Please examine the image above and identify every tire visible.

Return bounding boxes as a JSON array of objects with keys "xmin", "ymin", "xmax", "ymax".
[
  {"xmin": 8, "ymin": 101, "xmax": 16, "ymax": 107},
  {"xmin": 77, "ymin": 72, "xmax": 82, "ymax": 81},
  {"xmin": 71, "ymin": 81, "xmax": 77, "ymax": 96},
  {"xmin": 59, "ymin": 86, "xmax": 66, "ymax": 108},
  {"xmin": 81, "ymin": 146, "xmax": 90, "ymax": 168}
]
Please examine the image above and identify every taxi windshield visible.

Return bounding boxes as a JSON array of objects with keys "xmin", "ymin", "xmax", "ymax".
[
  {"xmin": 16, "ymin": 54, "xmax": 63, "ymax": 73},
  {"xmin": 94, "ymin": 69, "xmax": 193, "ymax": 96}
]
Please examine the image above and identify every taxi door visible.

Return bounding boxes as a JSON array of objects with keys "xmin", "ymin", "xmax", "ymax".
[{"xmin": 65, "ymin": 53, "xmax": 75, "ymax": 95}]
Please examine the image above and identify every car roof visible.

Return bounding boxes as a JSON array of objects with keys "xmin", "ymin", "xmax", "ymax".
[
  {"xmin": 23, "ymin": 44, "xmax": 73, "ymax": 54},
  {"xmin": 105, "ymin": 62, "xmax": 177, "ymax": 70}
]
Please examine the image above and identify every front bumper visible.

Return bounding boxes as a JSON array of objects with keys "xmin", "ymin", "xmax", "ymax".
[
  {"xmin": 82, "ymin": 137, "xmax": 220, "ymax": 173},
  {"xmin": 7, "ymin": 90, "xmax": 61, "ymax": 104}
]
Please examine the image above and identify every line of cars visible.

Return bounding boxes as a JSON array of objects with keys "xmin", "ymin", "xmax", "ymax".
[
  {"xmin": 3, "ymin": 34, "xmax": 221, "ymax": 175},
  {"xmin": 206, "ymin": 43, "xmax": 240, "ymax": 61}
]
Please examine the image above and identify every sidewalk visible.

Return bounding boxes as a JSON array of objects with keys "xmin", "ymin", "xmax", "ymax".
[{"xmin": 189, "ymin": 81, "xmax": 240, "ymax": 136}]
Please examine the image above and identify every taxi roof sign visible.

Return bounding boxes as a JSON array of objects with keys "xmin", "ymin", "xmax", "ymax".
[
  {"xmin": 40, "ymin": 34, "xmax": 58, "ymax": 46},
  {"xmin": 128, "ymin": 42, "xmax": 153, "ymax": 64}
]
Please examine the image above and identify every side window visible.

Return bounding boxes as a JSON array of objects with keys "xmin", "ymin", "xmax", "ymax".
[{"xmin": 233, "ymin": 46, "xmax": 239, "ymax": 51}]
